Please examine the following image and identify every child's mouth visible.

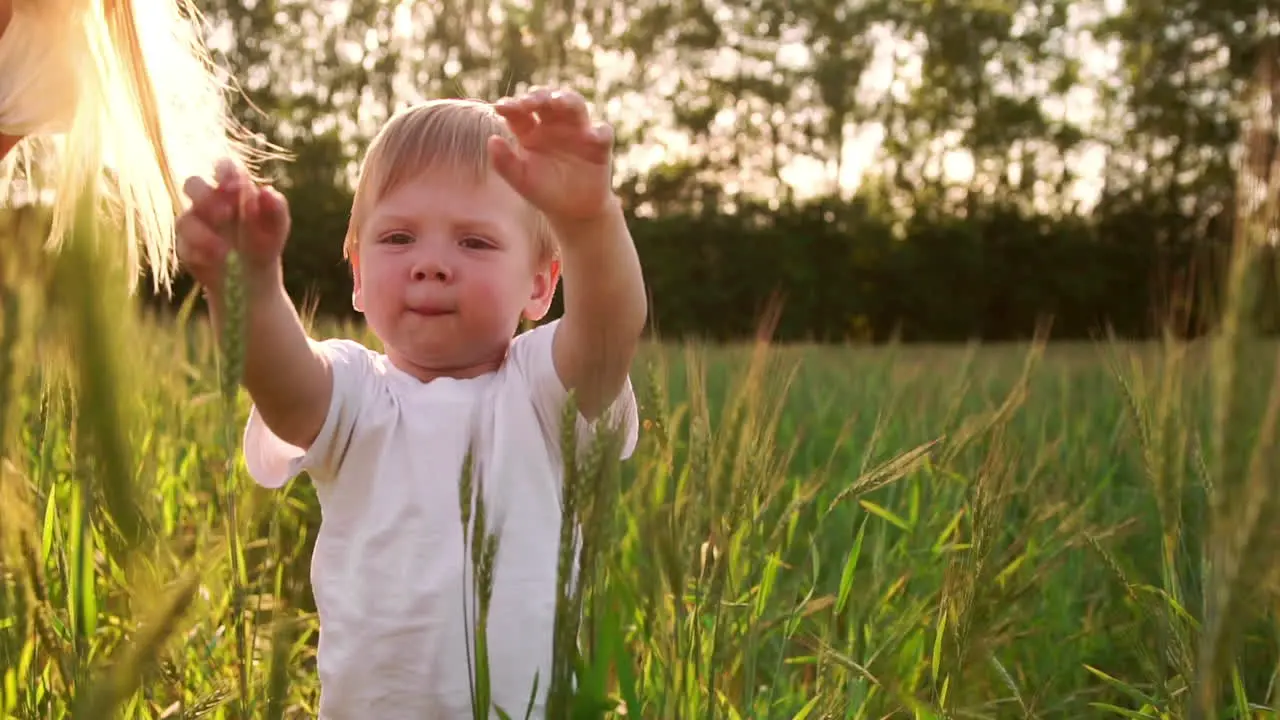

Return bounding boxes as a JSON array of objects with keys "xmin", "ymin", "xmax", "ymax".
[{"xmin": 410, "ymin": 306, "xmax": 453, "ymax": 317}]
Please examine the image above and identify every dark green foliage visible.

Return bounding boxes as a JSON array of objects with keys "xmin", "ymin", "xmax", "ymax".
[{"xmin": 146, "ymin": 187, "xmax": 1249, "ymax": 344}]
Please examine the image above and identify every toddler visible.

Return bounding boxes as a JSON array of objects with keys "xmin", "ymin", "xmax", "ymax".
[{"xmin": 175, "ymin": 89, "xmax": 647, "ymax": 718}]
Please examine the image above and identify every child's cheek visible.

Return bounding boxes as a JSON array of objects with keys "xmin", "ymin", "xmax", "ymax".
[
  {"xmin": 477, "ymin": 278, "xmax": 507, "ymax": 310},
  {"xmin": 368, "ymin": 261, "xmax": 403, "ymax": 293}
]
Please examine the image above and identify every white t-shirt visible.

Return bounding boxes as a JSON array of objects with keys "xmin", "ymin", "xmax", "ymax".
[{"xmin": 243, "ymin": 319, "xmax": 639, "ymax": 719}]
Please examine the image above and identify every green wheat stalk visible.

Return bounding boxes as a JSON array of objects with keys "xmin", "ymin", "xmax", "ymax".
[
  {"xmin": 459, "ymin": 445, "xmax": 502, "ymax": 719},
  {"xmin": 1192, "ymin": 46, "xmax": 1280, "ymax": 720},
  {"xmin": 26, "ymin": 181, "xmax": 205, "ymax": 719},
  {"xmin": 547, "ymin": 390, "xmax": 583, "ymax": 719},
  {"xmin": 217, "ymin": 192, "xmax": 250, "ymax": 716}
]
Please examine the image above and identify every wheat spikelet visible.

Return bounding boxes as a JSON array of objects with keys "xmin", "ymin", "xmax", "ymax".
[
  {"xmin": 72, "ymin": 568, "xmax": 201, "ymax": 718},
  {"xmin": 185, "ymin": 686, "xmax": 234, "ymax": 718},
  {"xmin": 218, "ymin": 191, "xmax": 248, "ymax": 405},
  {"xmin": 547, "ymin": 391, "xmax": 582, "ymax": 718},
  {"xmin": 219, "ymin": 248, "xmax": 246, "ymax": 404},
  {"xmin": 212, "ymin": 192, "xmax": 250, "ymax": 718}
]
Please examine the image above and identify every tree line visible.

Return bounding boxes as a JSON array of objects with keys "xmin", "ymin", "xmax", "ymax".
[{"xmin": 140, "ymin": 0, "xmax": 1276, "ymax": 342}]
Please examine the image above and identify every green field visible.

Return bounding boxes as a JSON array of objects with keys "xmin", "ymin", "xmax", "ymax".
[
  {"xmin": 3, "ymin": 277, "xmax": 1280, "ymax": 718},
  {"xmin": 1, "ymin": 221, "xmax": 1280, "ymax": 720}
]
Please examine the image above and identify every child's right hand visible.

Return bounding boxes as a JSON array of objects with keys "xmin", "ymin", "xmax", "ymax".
[{"xmin": 176, "ymin": 158, "xmax": 292, "ymax": 293}]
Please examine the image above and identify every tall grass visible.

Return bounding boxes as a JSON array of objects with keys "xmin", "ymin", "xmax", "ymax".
[{"xmin": 1, "ymin": 51, "xmax": 1279, "ymax": 719}]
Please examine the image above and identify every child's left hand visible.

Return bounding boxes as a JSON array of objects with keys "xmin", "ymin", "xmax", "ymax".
[{"xmin": 489, "ymin": 88, "xmax": 616, "ymax": 227}]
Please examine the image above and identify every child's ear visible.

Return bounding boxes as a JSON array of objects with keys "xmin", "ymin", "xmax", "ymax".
[
  {"xmin": 522, "ymin": 258, "xmax": 560, "ymax": 322},
  {"xmin": 350, "ymin": 255, "xmax": 364, "ymax": 312}
]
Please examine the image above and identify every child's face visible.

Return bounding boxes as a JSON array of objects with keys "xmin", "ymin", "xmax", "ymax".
[{"xmin": 351, "ymin": 165, "xmax": 558, "ymax": 380}]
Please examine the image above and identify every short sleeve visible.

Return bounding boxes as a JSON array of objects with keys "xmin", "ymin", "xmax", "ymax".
[
  {"xmin": 241, "ymin": 338, "xmax": 378, "ymax": 489},
  {"xmin": 506, "ymin": 319, "xmax": 640, "ymax": 461}
]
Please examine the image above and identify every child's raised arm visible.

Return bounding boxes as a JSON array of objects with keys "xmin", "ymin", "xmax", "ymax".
[
  {"xmin": 547, "ymin": 199, "xmax": 646, "ymax": 419},
  {"xmin": 490, "ymin": 89, "xmax": 647, "ymax": 420},
  {"xmin": 177, "ymin": 162, "xmax": 333, "ymax": 450}
]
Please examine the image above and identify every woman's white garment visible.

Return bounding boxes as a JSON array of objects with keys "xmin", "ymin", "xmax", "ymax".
[
  {"xmin": 0, "ymin": 0, "xmax": 245, "ymax": 289},
  {"xmin": 243, "ymin": 320, "xmax": 639, "ymax": 719}
]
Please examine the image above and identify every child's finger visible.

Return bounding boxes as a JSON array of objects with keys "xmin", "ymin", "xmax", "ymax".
[
  {"xmin": 175, "ymin": 214, "xmax": 228, "ymax": 269},
  {"xmin": 592, "ymin": 121, "xmax": 615, "ymax": 148},
  {"xmin": 183, "ymin": 176, "xmax": 234, "ymax": 226},
  {"xmin": 183, "ymin": 175, "xmax": 215, "ymax": 204},
  {"xmin": 503, "ymin": 85, "xmax": 550, "ymax": 112},
  {"xmin": 494, "ymin": 98, "xmax": 537, "ymax": 136},
  {"xmin": 541, "ymin": 90, "xmax": 589, "ymax": 126},
  {"xmin": 487, "ymin": 135, "xmax": 535, "ymax": 201},
  {"xmin": 248, "ymin": 186, "xmax": 290, "ymax": 239},
  {"xmin": 176, "ymin": 213, "xmax": 226, "ymax": 255},
  {"xmin": 257, "ymin": 186, "xmax": 289, "ymax": 225},
  {"xmin": 524, "ymin": 86, "xmax": 553, "ymax": 108},
  {"xmin": 214, "ymin": 157, "xmax": 249, "ymax": 190}
]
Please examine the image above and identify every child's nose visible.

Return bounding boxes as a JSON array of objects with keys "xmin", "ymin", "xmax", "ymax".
[
  {"xmin": 412, "ymin": 267, "xmax": 450, "ymax": 282},
  {"xmin": 411, "ymin": 257, "xmax": 451, "ymax": 282}
]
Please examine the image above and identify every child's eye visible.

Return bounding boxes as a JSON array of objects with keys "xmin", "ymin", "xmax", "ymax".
[
  {"xmin": 460, "ymin": 235, "xmax": 493, "ymax": 249},
  {"xmin": 379, "ymin": 232, "xmax": 414, "ymax": 244}
]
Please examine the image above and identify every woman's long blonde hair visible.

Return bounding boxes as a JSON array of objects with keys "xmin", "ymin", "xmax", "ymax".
[{"xmin": 2, "ymin": 0, "xmax": 278, "ymax": 293}]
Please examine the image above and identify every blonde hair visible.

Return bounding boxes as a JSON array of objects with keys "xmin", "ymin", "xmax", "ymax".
[
  {"xmin": 344, "ymin": 98, "xmax": 557, "ymax": 264},
  {"xmin": 0, "ymin": 0, "xmax": 277, "ymax": 293}
]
